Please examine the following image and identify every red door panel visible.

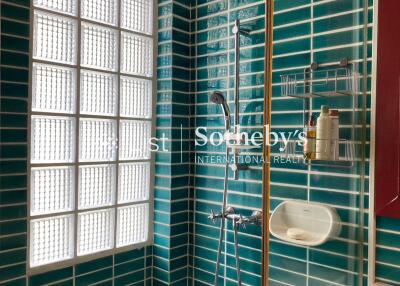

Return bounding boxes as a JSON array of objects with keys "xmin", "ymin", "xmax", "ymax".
[{"xmin": 375, "ymin": 0, "xmax": 400, "ymax": 218}]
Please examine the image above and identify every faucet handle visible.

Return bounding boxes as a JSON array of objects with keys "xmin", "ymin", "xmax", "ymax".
[
  {"xmin": 237, "ymin": 214, "xmax": 247, "ymax": 229},
  {"xmin": 250, "ymin": 210, "xmax": 262, "ymax": 225},
  {"xmin": 208, "ymin": 209, "xmax": 219, "ymax": 224}
]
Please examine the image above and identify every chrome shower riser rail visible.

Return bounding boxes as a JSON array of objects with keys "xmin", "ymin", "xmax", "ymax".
[{"xmin": 232, "ymin": 19, "xmax": 250, "ymax": 180}]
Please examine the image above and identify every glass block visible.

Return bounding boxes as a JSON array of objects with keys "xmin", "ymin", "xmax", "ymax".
[
  {"xmin": 77, "ymin": 209, "xmax": 114, "ymax": 256},
  {"xmin": 116, "ymin": 204, "xmax": 148, "ymax": 247},
  {"xmin": 118, "ymin": 162, "xmax": 150, "ymax": 203},
  {"xmin": 80, "ymin": 70, "xmax": 117, "ymax": 116},
  {"xmin": 81, "ymin": 22, "xmax": 118, "ymax": 71},
  {"xmin": 34, "ymin": 0, "xmax": 77, "ymax": 15},
  {"xmin": 79, "ymin": 164, "xmax": 116, "ymax": 209},
  {"xmin": 81, "ymin": 0, "xmax": 118, "ymax": 26},
  {"xmin": 121, "ymin": 0, "xmax": 153, "ymax": 35},
  {"xmin": 79, "ymin": 118, "xmax": 117, "ymax": 162},
  {"xmin": 30, "ymin": 215, "xmax": 74, "ymax": 267},
  {"xmin": 33, "ymin": 11, "xmax": 77, "ymax": 64},
  {"xmin": 121, "ymin": 32, "xmax": 153, "ymax": 77},
  {"xmin": 32, "ymin": 63, "xmax": 76, "ymax": 114},
  {"xmin": 119, "ymin": 120, "xmax": 151, "ymax": 160},
  {"xmin": 120, "ymin": 76, "xmax": 152, "ymax": 118},
  {"xmin": 31, "ymin": 116, "xmax": 75, "ymax": 163},
  {"xmin": 31, "ymin": 166, "xmax": 75, "ymax": 216}
]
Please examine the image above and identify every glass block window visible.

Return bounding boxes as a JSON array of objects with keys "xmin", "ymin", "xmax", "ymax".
[{"xmin": 30, "ymin": 0, "xmax": 154, "ymax": 269}]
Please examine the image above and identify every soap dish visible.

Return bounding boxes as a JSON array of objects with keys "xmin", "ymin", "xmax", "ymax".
[{"xmin": 269, "ymin": 200, "xmax": 341, "ymax": 246}]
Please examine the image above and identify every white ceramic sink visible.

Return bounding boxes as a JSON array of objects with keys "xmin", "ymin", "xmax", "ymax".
[{"xmin": 269, "ymin": 200, "xmax": 341, "ymax": 246}]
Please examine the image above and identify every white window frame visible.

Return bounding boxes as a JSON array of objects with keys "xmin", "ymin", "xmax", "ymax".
[{"xmin": 27, "ymin": 0, "xmax": 157, "ymax": 274}]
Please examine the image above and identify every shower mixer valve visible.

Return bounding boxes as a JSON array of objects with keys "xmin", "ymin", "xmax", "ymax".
[
  {"xmin": 208, "ymin": 207, "xmax": 235, "ymax": 223},
  {"xmin": 236, "ymin": 210, "xmax": 263, "ymax": 228},
  {"xmin": 208, "ymin": 207, "xmax": 262, "ymax": 228}
]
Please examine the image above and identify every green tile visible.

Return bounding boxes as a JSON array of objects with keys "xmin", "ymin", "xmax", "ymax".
[
  {"xmin": 274, "ymin": 0, "xmax": 310, "ymax": 12},
  {"xmin": 0, "ymin": 189, "xmax": 27, "ymax": 205},
  {"xmin": 274, "ymin": 38, "xmax": 310, "ymax": 56},
  {"xmin": 313, "ymin": 12, "xmax": 364, "ymax": 34},
  {"xmin": 309, "ymin": 263, "xmax": 358, "ymax": 285},
  {"xmin": 0, "ymin": 174, "xmax": 27, "ymax": 189},
  {"xmin": 0, "ymin": 219, "xmax": 26, "ymax": 236},
  {"xmin": 274, "ymin": 7, "xmax": 310, "ymax": 27},
  {"xmin": 274, "ymin": 23, "xmax": 311, "ymax": 41},
  {"xmin": 2, "ymin": 0, "xmax": 30, "ymax": 7},
  {"xmin": 1, "ymin": 19, "xmax": 29, "ymax": 37},
  {"xmin": 269, "ymin": 267, "xmax": 307, "ymax": 286},
  {"xmin": 114, "ymin": 258, "xmax": 145, "ymax": 276},
  {"xmin": 0, "ymin": 114, "xmax": 27, "ymax": 128},
  {"xmin": 1, "ymin": 51, "xmax": 29, "ymax": 67},
  {"xmin": 30, "ymin": 267, "xmax": 73, "ymax": 286},
  {"xmin": 1, "ymin": 83, "xmax": 28, "ymax": 98},
  {"xmin": 75, "ymin": 256, "xmax": 112, "ymax": 276},
  {"xmin": 313, "ymin": 29, "xmax": 364, "ymax": 50},
  {"xmin": 115, "ymin": 248, "xmax": 146, "ymax": 264},
  {"xmin": 1, "ymin": 3, "xmax": 30, "ymax": 22},
  {"xmin": 1, "ymin": 67, "xmax": 28, "ymax": 83},
  {"xmin": 197, "ymin": 0, "xmax": 228, "ymax": 18},
  {"xmin": 0, "ymin": 249, "xmax": 26, "ymax": 267},
  {"xmin": 75, "ymin": 268, "xmax": 113, "ymax": 286},
  {"xmin": 1, "ymin": 35, "xmax": 29, "ymax": 52},
  {"xmin": 0, "ymin": 234, "xmax": 26, "ymax": 252},
  {"xmin": 0, "ymin": 264, "xmax": 25, "ymax": 282},
  {"xmin": 0, "ymin": 278, "xmax": 26, "ymax": 286},
  {"xmin": 0, "ymin": 205, "xmax": 27, "ymax": 220},
  {"xmin": 313, "ymin": 0, "xmax": 365, "ymax": 18},
  {"xmin": 114, "ymin": 270, "xmax": 144, "ymax": 286}
]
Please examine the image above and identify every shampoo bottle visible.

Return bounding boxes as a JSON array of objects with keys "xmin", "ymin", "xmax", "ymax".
[
  {"xmin": 316, "ymin": 105, "xmax": 331, "ymax": 160},
  {"xmin": 304, "ymin": 114, "xmax": 316, "ymax": 160},
  {"xmin": 329, "ymin": 109, "xmax": 339, "ymax": 160}
]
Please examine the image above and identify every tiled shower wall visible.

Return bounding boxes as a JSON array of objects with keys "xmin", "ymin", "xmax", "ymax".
[
  {"xmin": 269, "ymin": 0, "xmax": 371, "ymax": 285},
  {"xmin": 191, "ymin": 0, "xmax": 265, "ymax": 285},
  {"xmin": 154, "ymin": 0, "xmax": 193, "ymax": 284},
  {"xmin": 1, "ymin": 1, "xmax": 400, "ymax": 286},
  {"xmin": 269, "ymin": 0, "xmax": 399, "ymax": 286}
]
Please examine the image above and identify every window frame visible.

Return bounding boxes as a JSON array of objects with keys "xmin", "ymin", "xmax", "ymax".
[{"xmin": 27, "ymin": 0, "xmax": 157, "ymax": 275}]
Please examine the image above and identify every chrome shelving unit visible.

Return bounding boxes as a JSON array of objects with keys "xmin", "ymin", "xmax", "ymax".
[{"xmin": 279, "ymin": 58, "xmax": 359, "ymax": 168}]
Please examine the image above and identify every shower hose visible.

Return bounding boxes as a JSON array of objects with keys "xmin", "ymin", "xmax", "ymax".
[{"xmin": 214, "ymin": 147, "xmax": 242, "ymax": 286}]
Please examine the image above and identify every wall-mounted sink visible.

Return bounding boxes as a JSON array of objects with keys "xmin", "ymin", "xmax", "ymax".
[{"xmin": 269, "ymin": 200, "xmax": 341, "ymax": 246}]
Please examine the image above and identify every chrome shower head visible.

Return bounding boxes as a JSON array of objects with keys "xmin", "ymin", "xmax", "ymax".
[
  {"xmin": 210, "ymin": 91, "xmax": 226, "ymax": 105},
  {"xmin": 210, "ymin": 91, "xmax": 230, "ymax": 130}
]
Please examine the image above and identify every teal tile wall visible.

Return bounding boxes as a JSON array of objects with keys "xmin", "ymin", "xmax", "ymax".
[
  {"xmin": 192, "ymin": 0, "xmax": 265, "ymax": 285},
  {"xmin": 269, "ymin": 0, "xmax": 400, "ymax": 286},
  {"xmin": 269, "ymin": 0, "xmax": 369, "ymax": 285},
  {"xmin": 154, "ymin": 0, "xmax": 193, "ymax": 285},
  {"xmin": 2, "ymin": 0, "xmax": 400, "ymax": 286}
]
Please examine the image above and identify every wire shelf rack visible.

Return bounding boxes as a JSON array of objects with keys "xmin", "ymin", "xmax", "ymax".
[
  {"xmin": 277, "ymin": 59, "xmax": 360, "ymax": 168},
  {"xmin": 278, "ymin": 139, "xmax": 356, "ymax": 168},
  {"xmin": 280, "ymin": 63, "xmax": 358, "ymax": 99}
]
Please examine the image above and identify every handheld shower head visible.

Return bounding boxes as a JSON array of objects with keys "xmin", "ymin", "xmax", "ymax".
[
  {"xmin": 210, "ymin": 91, "xmax": 226, "ymax": 104},
  {"xmin": 210, "ymin": 91, "xmax": 230, "ymax": 130}
]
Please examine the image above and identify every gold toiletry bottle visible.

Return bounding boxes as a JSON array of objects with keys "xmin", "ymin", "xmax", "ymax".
[{"xmin": 304, "ymin": 114, "xmax": 316, "ymax": 160}]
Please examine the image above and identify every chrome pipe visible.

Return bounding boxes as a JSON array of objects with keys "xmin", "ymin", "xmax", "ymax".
[
  {"xmin": 231, "ymin": 20, "xmax": 251, "ymax": 180},
  {"xmin": 234, "ymin": 222, "xmax": 242, "ymax": 286},
  {"xmin": 214, "ymin": 149, "xmax": 231, "ymax": 286},
  {"xmin": 232, "ymin": 19, "xmax": 241, "ymax": 180},
  {"xmin": 233, "ymin": 19, "xmax": 240, "ymax": 129}
]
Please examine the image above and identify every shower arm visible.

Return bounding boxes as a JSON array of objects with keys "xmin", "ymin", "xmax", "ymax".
[{"xmin": 232, "ymin": 19, "xmax": 250, "ymax": 180}]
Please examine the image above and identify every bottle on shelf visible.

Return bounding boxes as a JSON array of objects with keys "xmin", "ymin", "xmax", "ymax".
[
  {"xmin": 304, "ymin": 114, "xmax": 316, "ymax": 160},
  {"xmin": 316, "ymin": 105, "xmax": 332, "ymax": 160},
  {"xmin": 329, "ymin": 109, "xmax": 340, "ymax": 160}
]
